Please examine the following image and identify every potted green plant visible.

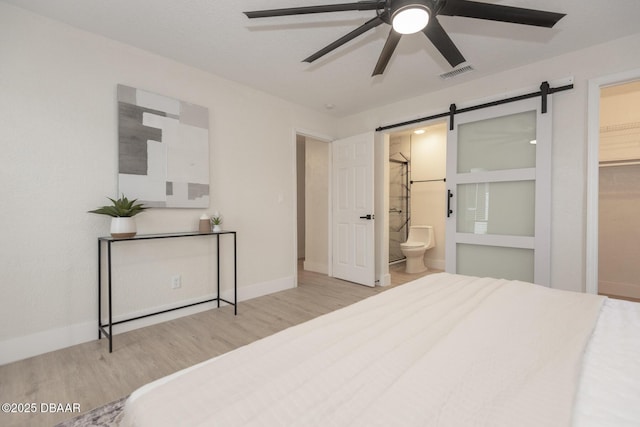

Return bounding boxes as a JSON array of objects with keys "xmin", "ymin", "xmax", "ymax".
[
  {"xmin": 89, "ymin": 195, "xmax": 148, "ymax": 238},
  {"xmin": 210, "ymin": 212, "xmax": 222, "ymax": 232}
]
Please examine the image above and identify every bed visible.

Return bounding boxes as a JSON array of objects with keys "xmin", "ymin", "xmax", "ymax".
[{"xmin": 119, "ymin": 273, "xmax": 640, "ymax": 426}]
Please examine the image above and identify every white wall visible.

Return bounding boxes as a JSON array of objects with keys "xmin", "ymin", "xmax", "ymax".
[
  {"xmin": 337, "ymin": 32, "xmax": 640, "ymax": 294},
  {"xmin": 0, "ymin": 3, "xmax": 336, "ymax": 364},
  {"xmin": 410, "ymin": 122, "xmax": 447, "ymax": 271}
]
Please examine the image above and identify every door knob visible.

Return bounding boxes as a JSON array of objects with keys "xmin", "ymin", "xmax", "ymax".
[{"xmin": 359, "ymin": 214, "xmax": 374, "ymax": 220}]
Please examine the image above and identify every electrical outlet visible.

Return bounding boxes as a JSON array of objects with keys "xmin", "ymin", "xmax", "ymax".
[{"xmin": 171, "ymin": 275, "xmax": 182, "ymax": 289}]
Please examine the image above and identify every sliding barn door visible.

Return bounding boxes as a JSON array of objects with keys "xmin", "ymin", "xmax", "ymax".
[
  {"xmin": 446, "ymin": 97, "xmax": 552, "ymax": 285},
  {"xmin": 332, "ymin": 132, "xmax": 375, "ymax": 287}
]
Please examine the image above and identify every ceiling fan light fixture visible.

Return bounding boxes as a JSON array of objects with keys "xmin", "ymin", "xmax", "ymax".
[
  {"xmin": 244, "ymin": 0, "xmax": 566, "ymax": 75},
  {"xmin": 392, "ymin": 4, "xmax": 430, "ymax": 35}
]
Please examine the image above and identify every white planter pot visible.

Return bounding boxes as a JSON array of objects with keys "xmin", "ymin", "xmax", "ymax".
[
  {"xmin": 110, "ymin": 217, "xmax": 137, "ymax": 238},
  {"xmin": 212, "ymin": 224, "xmax": 221, "ymax": 233}
]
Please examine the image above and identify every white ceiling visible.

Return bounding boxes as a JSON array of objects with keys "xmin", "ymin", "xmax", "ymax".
[{"xmin": 4, "ymin": 0, "xmax": 640, "ymax": 116}]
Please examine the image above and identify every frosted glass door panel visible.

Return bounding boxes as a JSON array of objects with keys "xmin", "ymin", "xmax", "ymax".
[
  {"xmin": 457, "ymin": 181, "xmax": 535, "ymax": 236},
  {"xmin": 446, "ymin": 96, "xmax": 552, "ymax": 285},
  {"xmin": 457, "ymin": 244, "xmax": 534, "ymax": 282},
  {"xmin": 457, "ymin": 110, "xmax": 536, "ymax": 173}
]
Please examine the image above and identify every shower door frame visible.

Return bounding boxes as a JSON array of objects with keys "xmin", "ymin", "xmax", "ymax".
[{"xmin": 389, "ymin": 157, "xmax": 410, "ymax": 263}]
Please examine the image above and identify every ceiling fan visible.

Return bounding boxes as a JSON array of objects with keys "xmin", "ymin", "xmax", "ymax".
[{"xmin": 244, "ymin": 0, "xmax": 565, "ymax": 76}]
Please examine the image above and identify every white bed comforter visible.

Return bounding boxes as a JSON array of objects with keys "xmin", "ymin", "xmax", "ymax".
[
  {"xmin": 572, "ymin": 298, "xmax": 640, "ymax": 426},
  {"xmin": 120, "ymin": 273, "xmax": 606, "ymax": 427}
]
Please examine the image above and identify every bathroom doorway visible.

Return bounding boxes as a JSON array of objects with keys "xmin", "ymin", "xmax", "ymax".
[
  {"xmin": 597, "ymin": 79, "xmax": 640, "ymax": 302},
  {"xmin": 387, "ymin": 122, "xmax": 447, "ymax": 272}
]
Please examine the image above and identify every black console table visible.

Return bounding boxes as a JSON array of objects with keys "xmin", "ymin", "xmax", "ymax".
[{"xmin": 97, "ymin": 231, "xmax": 237, "ymax": 352}]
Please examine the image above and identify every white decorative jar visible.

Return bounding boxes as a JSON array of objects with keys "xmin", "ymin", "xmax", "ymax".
[{"xmin": 110, "ymin": 217, "xmax": 137, "ymax": 238}]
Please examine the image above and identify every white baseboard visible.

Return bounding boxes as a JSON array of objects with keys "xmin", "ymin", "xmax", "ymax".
[
  {"xmin": 0, "ymin": 275, "xmax": 295, "ymax": 366},
  {"xmin": 426, "ymin": 258, "xmax": 445, "ymax": 271},
  {"xmin": 236, "ymin": 275, "xmax": 296, "ymax": 301},
  {"xmin": 303, "ymin": 260, "xmax": 328, "ymax": 274},
  {"xmin": 377, "ymin": 273, "xmax": 392, "ymax": 287},
  {"xmin": 0, "ymin": 321, "xmax": 96, "ymax": 366},
  {"xmin": 599, "ymin": 280, "xmax": 640, "ymax": 300}
]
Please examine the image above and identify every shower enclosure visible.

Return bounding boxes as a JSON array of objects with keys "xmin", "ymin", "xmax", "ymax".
[{"xmin": 389, "ymin": 153, "xmax": 410, "ymax": 263}]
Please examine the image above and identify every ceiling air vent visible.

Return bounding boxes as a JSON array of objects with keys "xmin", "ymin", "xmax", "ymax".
[{"xmin": 439, "ymin": 65, "xmax": 475, "ymax": 80}]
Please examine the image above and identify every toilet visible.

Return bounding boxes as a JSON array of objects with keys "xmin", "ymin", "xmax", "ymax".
[{"xmin": 400, "ymin": 225, "xmax": 435, "ymax": 274}]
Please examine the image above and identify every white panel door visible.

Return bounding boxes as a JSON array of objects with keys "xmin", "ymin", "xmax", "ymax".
[
  {"xmin": 446, "ymin": 97, "xmax": 552, "ymax": 285},
  {"xmin": 332, "ymin": 132, "xmax": 375, "ymax": 286}
]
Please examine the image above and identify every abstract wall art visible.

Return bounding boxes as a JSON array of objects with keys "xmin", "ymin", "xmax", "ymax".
[{"xmin": 117, "ymin": 84, "xmax": 210, "ymax": 208}]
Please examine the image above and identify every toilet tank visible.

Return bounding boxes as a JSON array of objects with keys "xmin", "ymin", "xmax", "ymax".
[{"xmin": 407, "ymin": 225, "xmax": 434, "ymax": 247}]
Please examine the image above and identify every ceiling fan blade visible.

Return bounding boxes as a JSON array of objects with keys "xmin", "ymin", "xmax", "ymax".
[
  {"xmin": 244, "ymin": 1, "xmax": 384, "ymax": 19},
  {"xmin": 372, "ymin": 30, "xmax": 402, "ymax": 76},
  {"xmin": 303, "ymin": 16, "xmax": 384, "ymax": 63},
  {"xmin": 439, "ymin": 0, "xmax": 565, "ymax": 28},
  {"xmin": 422, "ymin": 17, "xmax": 466, "ymax": 68}
]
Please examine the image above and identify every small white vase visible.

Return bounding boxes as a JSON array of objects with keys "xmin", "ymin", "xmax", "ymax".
[
  {"xmin": 212, "ymin": 224, "xmax": 221, "ymax": 232},
  {"xmin": 110, "ymin": 217, "xmax": 137, "ymax": 238}
]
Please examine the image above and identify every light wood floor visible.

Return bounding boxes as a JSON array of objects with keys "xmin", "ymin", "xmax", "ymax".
[{"xmin": 0, "ymin": 262, "xmax": 435, "ymax": 427}]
